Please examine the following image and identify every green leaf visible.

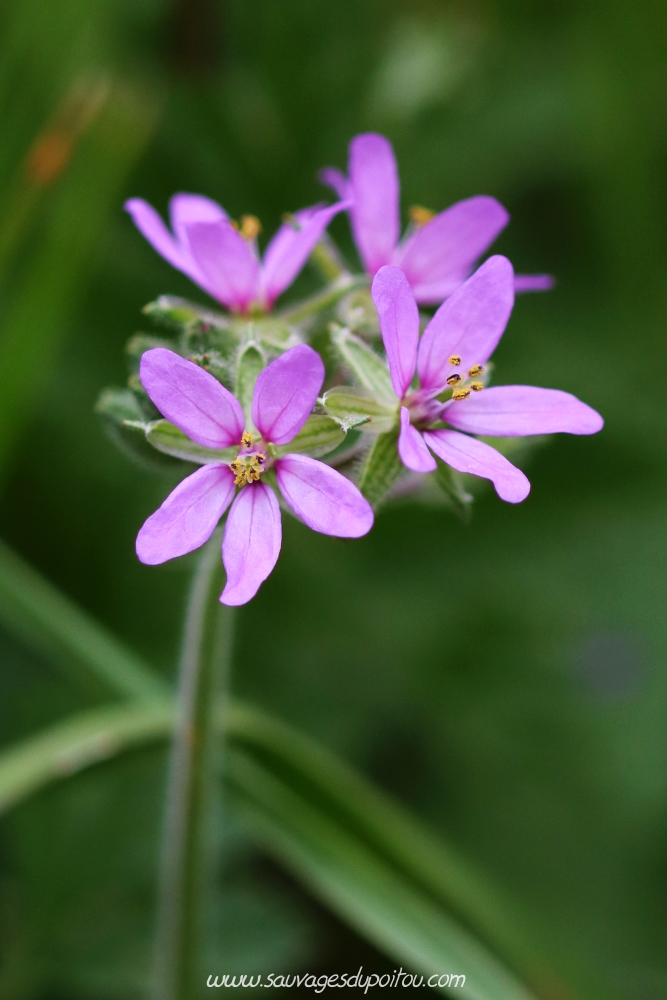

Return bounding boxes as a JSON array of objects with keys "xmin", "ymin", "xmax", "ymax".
[
  {"xmin": 0, "ymin": 701, "xmax": 172, "ymax": 815},
  {"xmin": 229, "ymin": 750, "xmax": 536, "ymax": 1000},
  {"xmin": 0, "ymin": 540, "xmax": 169, "ymax": 702},
  {"xmin": 358, "ymin": 427, "xmax": 403, "ymax": 507},
  {"xmin": 330, "ymin": 326, "xmax": 395, "ymax": 402},
  {"xmin": 234, "ymin": 342, "xmax": 265, "ymax": 425},
  {"xmin": 322, "ymin": 386, "xmax": 397, "ymax": 434},
  {"xmin": 434, "ymin": 458, "xmax": 473, "ymax": 521},
  {"xmin": 0, "ymin": 697, "xmax": 544, "ymax": 1000},
  {"xmin": 274, "ymin": 415, "xmax": 346, "ymax": 458},
  {"xmin": 144, "ymin": 420, "xmax": 237, "ymax": 465}
]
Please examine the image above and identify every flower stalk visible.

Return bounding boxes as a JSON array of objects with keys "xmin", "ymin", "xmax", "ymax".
[{"xmin": 153, "ymin": 528, "xmax": 234, "ymax": 1000}]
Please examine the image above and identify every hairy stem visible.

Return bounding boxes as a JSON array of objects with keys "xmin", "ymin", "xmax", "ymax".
[
  {"xmin": 153, "ymin": 529, "xmax": 234, "ymax": 1000},
  {"xmin": 275, "ymin": 273, "xmax": 369, "ymax": 324}
]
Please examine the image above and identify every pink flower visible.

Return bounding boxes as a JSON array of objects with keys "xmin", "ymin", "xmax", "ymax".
[
  {"xmin": 371, "ymin": 257, "xmax": 603, "ymax": 502},
  {"xmin": 135, "ymin": 345, "xmax": 373, "ymax": 605},
  {"xmin": 124, "ymin": 194, "xmax": 348, "ymax": 314},
  {"xmin": 321, "ymin": 133, "xmax": 553, "ymax": 305}
]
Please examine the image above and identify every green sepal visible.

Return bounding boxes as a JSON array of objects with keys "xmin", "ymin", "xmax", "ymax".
[
  {"xmin": 274, "ymin": 415, "xmax": 346, "ymax": 459},
  {"xmin": 330, "ymin": 326, "xmax": 395, "ymax": 403},
  {"xmin": 433, "ymin": 458, "xmax": 473, "ymax": 521},
  {"xmin": 125, "ymin": 333, "xmax": 175, "ymax": 375},
  {"xmin": 358, "ymin": 427, "xmax": 403, "ymax": 508},
  {"xmin": 335, "ymin": 287, "xmax": 380, "ymax": 337},
  {"xmin": 95, "ymin": 389, "xmax": 180, "ymax": 470},
  {"xmin": 250, "ymin": 318, "xmax": 295, "ymax": 350},
  {"xmin": 234, "ymin": 342, "xmax": 265, "ymax": 426},
  {"xmin": 142, "ymin": 420, "xmax": 237, "ymax": 465},
  {"xmin": 322, "ymin": 386, "xmax": 397, "ymax": 434},
  {"xmin": 143, "ymin": 295, "xmax": 230, "ymax": 333}
]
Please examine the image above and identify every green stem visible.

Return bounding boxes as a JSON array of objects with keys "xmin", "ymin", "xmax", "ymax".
[
  {"xmin": 274, "ymin": 273, "xmax": 369, "ymax": 325},
  {"xmin": 153, "ymin": 529, "xmax": 234, "ymax": 1000}
]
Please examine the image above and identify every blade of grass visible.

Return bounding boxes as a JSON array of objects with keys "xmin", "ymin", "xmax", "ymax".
[
  {"xmin": 228, "ymin": 747, "xmax": 536, "ymax": 1000},
  {"xmin": 0, "ymin": 538, "xmax": 169, "ymax": 701}
]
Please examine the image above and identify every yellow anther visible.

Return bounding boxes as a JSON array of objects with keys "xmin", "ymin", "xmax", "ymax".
[
  {"xmin": 448, "ymin": 355, "xmax": 462, "ymax": 367},
  {"xmin": 229, "ymin": 449, "xmax": 267, "ymax": 487},
  {"xmin": 241, "ymin": 431, "xmax": 254, "ymax": 448},
  {"xmin": 409, "ymin": 205, "xmax": 435, "ymax": 227},
  {"xmin": 452, "ymin": 387, "xmax": 471, "ymax": 401},
  {"xmin": 468, "ymin": 364, "xmax": 484, "ymax": 377},
  {"xmin": 446, "ymin": 373, "xmax": 462, "ymax": 386},
  {"xmin": 231, "ymin": 216, "xmax": 262, "ymax": 240},
  {"xmin": 240, "ymin": 215, "xmax": 261, "ymax": 240},
  {"xmin": 470, "ymin": 381, "xmax": 484, "ymax": 392}
]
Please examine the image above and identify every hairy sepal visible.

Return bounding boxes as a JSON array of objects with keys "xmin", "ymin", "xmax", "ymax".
[
  {"xmin": 322, "ymin": 386, "xmax": 396, "ymax": 434},
  {"xmin": 330, "ymin": 326, "xmax": 395, "ymax": 403},
  {"xmin": 358, "ymin": 427, "xmax": 403, "ymax": 508},
  {"xmin": 433, "ymin": 458, "xmax": 473, "ymax": 521},
  {"xmin": 235, "ymin": 342, "xmax": 265, "ymax": 426},
  {"xmin": 142, "ymin": 419, "xmax": 237, "ymax": 464},
  {"xmin": 273, "ymin": 415, "xmax": 346, "ymax": 459}
]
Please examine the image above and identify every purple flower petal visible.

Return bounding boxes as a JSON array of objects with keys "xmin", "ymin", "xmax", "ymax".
[
  {"xmin": 318, "ymin": 167, "xmax": 351, "ymax": 200},
  {"xmin": 348, "ymin": 133, "xmax": 400, "ymax": 275},
  {"xmin": 184, "ymin": 220, "xmax": 261, "ymax": 312},
  {"xmin": 371, "ymin": 266, "xmax": 419, "ymax": 398},
  {"xmin": 169, "ymin": 193, "xmax": 228, "ymax": 248},
  {"xmin": 221, "ymin": 482, "xmax": 282, "ymax": 606},
  {"xmin": 398, "ymin": 408, "xmax": 436, "ymax": 472},
  {"xmin": 251, "ymin": 344, "xmax": 324, "ymax": 446},
  {"xmin": 136, "ymin": 464, "xmax": 235, "ymax": 565},
  {"xmin": 417, "ymin": 256, "xmax": 515, "ymax": 394},
  {"xmin": 261, "ymin": 201, "xmax": 348, "ymax": 307},
  {"xmin": 514, "ymin": 274, "xmax": 555, "ymax": 293},
  {"xmin": 424, "ymin": 429, "xmax": 530, "ymax": 503},
  {"xmin": 396, "ymin": 196, "xmax": 509, "ymax": 305},
  {"xmin": 275, "ymin": 454, "xmax": 373, "ymax": 536},
  {"xmin": 125, "ymin": 198, "xmax": 192, "ymax": 273},
  {"xmin": 445, "ymin": 385, "xmax": 604, "ymax": 436},
  {"xmin": 140, "ymin": 348, "xmax": 245, "ymax": 449}
]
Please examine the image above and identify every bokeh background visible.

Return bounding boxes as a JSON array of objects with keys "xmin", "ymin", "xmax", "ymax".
[{"xmin": 1, "ymin": 0, "xmax": 666, "ymax": 996}]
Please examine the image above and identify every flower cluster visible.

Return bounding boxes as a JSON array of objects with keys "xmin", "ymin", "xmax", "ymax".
[{"xmin": 100, "ymin": 132, "xmax": 602, "ymax": 605}]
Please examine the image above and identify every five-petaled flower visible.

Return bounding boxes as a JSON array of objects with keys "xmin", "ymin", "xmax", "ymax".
[
  {"xmin": 371, "ymin": 256, "xmax": 603, "ymax": 502},
  {"xmin": 125, "ymin": 194, "xmax": 348, "ymax": 314},
  {"xmin": 136, "ymin": 345, "xmax": 373, "ymax": 605},
  {"xmin": 321, "ymin": 132, "xmax": 552, "ymax": 305}
]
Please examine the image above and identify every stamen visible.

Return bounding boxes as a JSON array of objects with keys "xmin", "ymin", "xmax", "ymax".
[
  {"xmin": 231, "ymin": 216, "xmax": 262, "ymax": 241},
  {"xmin": 470, "ymin": 382, "xmax": 484, "ymax": 392},
  {"xmin": 409, "ymin": 205, "xmax": 435, "ymax": 227},
  {"xmin": 241, "ymin": 431, "xmax": 254, "ymax": 448},
  {"xmin": 240, "ymin": 215, "xmax": 261, "ymax": 240},
  {"xmin": 446, "ymin": 373, "xmax": 462, "ymax": 386},
  {"xmin": 448, "ymin": 355, "xmax": 462, "ymax": 366},
  {"xmin": 467, "ymin": 364, "xmax": 484, "ymax": 377},
  {"xmin": 452, "ymin": 387, "xmax": 471, "ymax": 401},
  {"xmin": 229, "ymin": 449, "xmax": 267, "ymax": 487}
]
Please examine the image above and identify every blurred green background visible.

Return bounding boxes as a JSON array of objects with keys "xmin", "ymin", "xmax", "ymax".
[{"xmin": 1, "ymin": 0, "xmax": 666, "ymax": 996}]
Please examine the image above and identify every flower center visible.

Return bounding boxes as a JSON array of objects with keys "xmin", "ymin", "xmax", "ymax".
[
  {"xmin": 229, "ymin": 431, "xmax": 267, "ymax": 487},
  {"xmin": 445, "ymin": 355, "xmax": 485, "ymax": 401}
]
